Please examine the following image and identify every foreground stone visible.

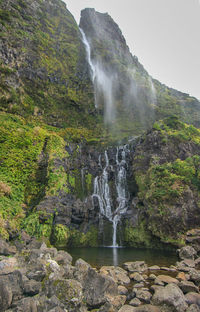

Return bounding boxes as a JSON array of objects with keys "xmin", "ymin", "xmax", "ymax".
[
  {"xmin": 123, "ymin": 261, "xmax": 148, "ymax": 273},
  {"xmin": 152, "ymin": 283, "xmax": 188, "ymax": 311}
]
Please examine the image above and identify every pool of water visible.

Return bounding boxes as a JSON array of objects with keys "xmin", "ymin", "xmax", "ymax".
[{"xmin": 66, "ymin": 247, "xmax": 178, "ymax": 268}]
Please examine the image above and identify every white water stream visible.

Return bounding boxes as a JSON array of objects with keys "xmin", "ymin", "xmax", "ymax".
[{"xmin": 92, "ymin": 145, "xmax": 130, "ymax": 247}]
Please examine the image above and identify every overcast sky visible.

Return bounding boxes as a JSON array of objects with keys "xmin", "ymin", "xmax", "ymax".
[{"xmin": 64, "ymin": 0, "xmax": 200, "ymax": 100}]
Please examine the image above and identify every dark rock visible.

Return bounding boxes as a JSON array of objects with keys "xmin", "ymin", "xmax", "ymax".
[
  {"xmin": 23, "ymin": 279, "xmax": 41, "ymax": 296},
  {"xmin": 179, "ymin": 281, "xmax": 199, "ymax": 294},
  {"xmin": 0, "ymin": 280, "xmax": 12, "ymax": 312},
  {"xmin": 82, "ymin": 267, "xmax": 118, "ymax": 307},
  {"xmin": 179, "ymin": 246, "xmax": 197, "ymax": 260},
  {"xmin": 0, "ymin": 239, "xmax": 16, "ymax": 256}
]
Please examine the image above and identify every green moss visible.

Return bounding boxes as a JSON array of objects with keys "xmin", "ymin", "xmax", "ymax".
[{"xmin": 124, "ymin": 220, "xmax": 154, "ymax": 248}]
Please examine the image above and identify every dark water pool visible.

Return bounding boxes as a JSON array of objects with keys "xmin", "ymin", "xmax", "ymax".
[{"xmin": 66, "ymin": 247, "xmax": 178, "ymax": 268}]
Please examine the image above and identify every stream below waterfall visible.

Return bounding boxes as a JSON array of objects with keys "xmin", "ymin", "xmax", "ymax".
[{"xmin": 66, "ymin": 247, "xmax": 178, "ymax": 268}]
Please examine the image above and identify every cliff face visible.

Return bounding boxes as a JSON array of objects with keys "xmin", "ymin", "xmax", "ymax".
[
  {"xmin": 80, "ymin": 8, "xmax": 200, "ymax": 136},
  {"xmin": 131, "ymin": 117, "xmax": 200, "ymax": 246},
  {"xmin": 1, "ymin": 0, "xmax": 200, "ymax": 249},
  {"xmin": 0, "ymin": 0, "xmax": 98, "ymax": 128}
]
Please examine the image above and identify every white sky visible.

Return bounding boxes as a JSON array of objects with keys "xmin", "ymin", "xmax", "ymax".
[{"xmin": 64, "ymin": 0, "xmax": 200, "ymax": 100}]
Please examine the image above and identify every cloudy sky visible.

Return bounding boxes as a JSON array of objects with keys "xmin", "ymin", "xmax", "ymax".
[{"xmin": 64, "ymin": 0, "xmax": 200, "ymax": 100}]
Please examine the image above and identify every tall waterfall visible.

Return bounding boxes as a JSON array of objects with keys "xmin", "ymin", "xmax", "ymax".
[
  {"xmin": 92, "ymin": 145, "xmax": 130, "ymax": 247},
  {"xmin": 80, "ymin": 28, "xmax": 96, "ymax": 83}
]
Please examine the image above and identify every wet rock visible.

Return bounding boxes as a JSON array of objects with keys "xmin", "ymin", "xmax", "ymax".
[
  {"xmin": 118, "ymin": 285, "xmax": 128, "ymax": 295},
  {"xmin": 155, "ymin": 274, "xmax": 179, "ymax": 285},
  {"xmin": 123, "ymin": 261, "xmax": 148, "ymax": 273},
  {"xmin": 148, "ymin": 274, "xmax": 156, "ymax": 280},
  {"xmin": 133, "ymin": 282, "xmax": 145, "ymax": 289},
  {"xmin": 0, "ymin": 239, "xmax": 16, "ymax": 256},
  {"xmin": 185, "ymin": 292, "xmax": 200, "ymax": 306},
  {"xmin": 100, "ymin": 266, "xmax": 130, "ymax": 285},
  {"xmin": 130, "ymin": 272, "xmax": 144, "ymax": 282},
  {"xmin": 177, "ymin": 259, "xmax": 196, "ymax": 272},
  {"xmin": 152, "ymin": 283, "xmax": 188, "ymax": 311},
  {"xmin": 129, "ymin": 298, "xmax": 142, "ymax": 307},
  {"xmin": 148, "ymin": 265, "xmax": 160, "ymax": 271},
  {"xmin": 135, "ymin": 289, "xmax": 152, "ymax": 303},
  {"xmin": 179, "ymin": 246, "xmax": 197, "ymax": 260},
  {"xmin": 179, "ymin": 281, "xmax": 199, "ymax": 294}
]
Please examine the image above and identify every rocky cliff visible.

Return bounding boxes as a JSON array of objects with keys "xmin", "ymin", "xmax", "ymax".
[{"xmin": 0, "ymin": 0, "xmax": 200, "ymax": 250}]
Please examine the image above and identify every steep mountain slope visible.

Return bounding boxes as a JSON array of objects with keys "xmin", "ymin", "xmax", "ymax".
[
  {"xmin": 80, "ymin": 8, "xmax": 200, "ymax": 136},
  {"xmin": 0, "ymin": 0, "xmax": 99, "ymax": 128}
]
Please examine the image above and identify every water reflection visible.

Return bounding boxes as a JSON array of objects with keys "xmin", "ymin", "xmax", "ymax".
[
  {"xmin": 113, "ymin": 247, "xmax": 118, "ymax": 266},
  {"xmin": 66, "ymin": 247, "xmax": 178, "ymax": 268}
]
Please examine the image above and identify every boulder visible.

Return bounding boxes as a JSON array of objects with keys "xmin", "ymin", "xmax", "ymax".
[
  {"xmin": 179, "ymin": 246, "xmax": 197, "ymax": 260},
  {"xmin": 152, "ymin": 283, "xmax": 188, "ymax": 311},
  {"xmin": 129, "ymin": 298, "xmax": 142, "ymax": 307},
  {"xmin": 54, "ymin": 250, "xmax": 72, "ymax": 266},
  {"xmin": 132, "ymin": 305, "xmax": 161, "ymax": 312},
  {"xmin": 123, "ymin": 261, "xmax": 148, "ymax": 273},
  {"xmin": 0, "ymin": 280, "xmax": 12, "ymax": 312},
  {"xmin": 118, "ymin": 285, "xmax": 128, "ymax": 295},
  {"xmin": 82, "ymin": 267, "xmax": 118, "ymax": 307},
  {"xmin": 135, "ymin": 289, "xmax": 152, "ymax": 303},
  {"xmin": 130, "ymin": 272, "xmax": 145, "ymax": 282},
  {"xmin": 185, "ymin": 292, "xmax": 200, "ymax": 306},
  {"xmin": 118, "ymin": 305, "xmax": 135, "ymax": 312},
  {"xmin": 0, "ymin": 239, "xmax": 16, "ymax": 256},
  {"xmin": 0, "ymin": 257, "xmax": 18, "ymax": 274},
  {"xmin": 179, "ymin": 281, "xmax": 199, "ymax": 294},
  {"xmin": 23, "ymin": 279, "xmax": 41, "ymax": 296},
  {"xmin": 155, "ymin": 274, "xmax": 179, "ymax": 285},
  {"xmin": 189, "ymin": 269, "xmax": 200, "ymax": 285},
  {"xmin": 100, "ymin": 266, "xmax": 130, "ymax": 285},
  {"xmin": 177, "ymin": 259, "xmax": 195, "ymax": 272},
  {"xmin": 186, "ymin": 304, "xmax": 200, "ymax": 312}
]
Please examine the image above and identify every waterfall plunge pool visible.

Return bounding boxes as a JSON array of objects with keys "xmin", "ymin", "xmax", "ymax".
[{"xmin": 66, "ymin": 247, "xmax": 178, "ymax": 268}]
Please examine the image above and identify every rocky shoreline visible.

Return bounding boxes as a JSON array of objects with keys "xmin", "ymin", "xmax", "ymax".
[{"xmin": 1, "ymin": 239, "xmax": 200, "ymax": 312}]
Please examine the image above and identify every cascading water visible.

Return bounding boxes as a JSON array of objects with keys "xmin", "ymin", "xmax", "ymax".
[
  {"xmin": 92, "ymin": 145, "xmax": 130, "ymax": 247},
  {"xmin": 79, "ymin": 28, "xmax": 96, "ymax": 83},
  {"xmin": 80, "ymin": 28, "xmax": 116, "ymax": 120}
]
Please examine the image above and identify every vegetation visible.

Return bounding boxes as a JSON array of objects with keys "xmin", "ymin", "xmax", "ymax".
[{"xmin": 133, "ymin": 117, "xmax": 200, "ymax": 245}]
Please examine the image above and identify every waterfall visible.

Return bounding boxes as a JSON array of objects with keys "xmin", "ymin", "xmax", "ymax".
[
  {"xmin": 79, "ymin": 28, "xmax": 96, "ymax": 83},
  {"xmin": 92, "ymin": 145, "xmax": 130, "ymax": 247},
  {"xmin": 80, "ymin": 28, "xmax": 116, "ymax": 119}
]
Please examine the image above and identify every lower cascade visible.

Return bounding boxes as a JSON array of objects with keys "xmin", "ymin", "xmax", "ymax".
[{"xmin": 92, "ymin": 145, "xmax": 130, "ymax": 247}]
